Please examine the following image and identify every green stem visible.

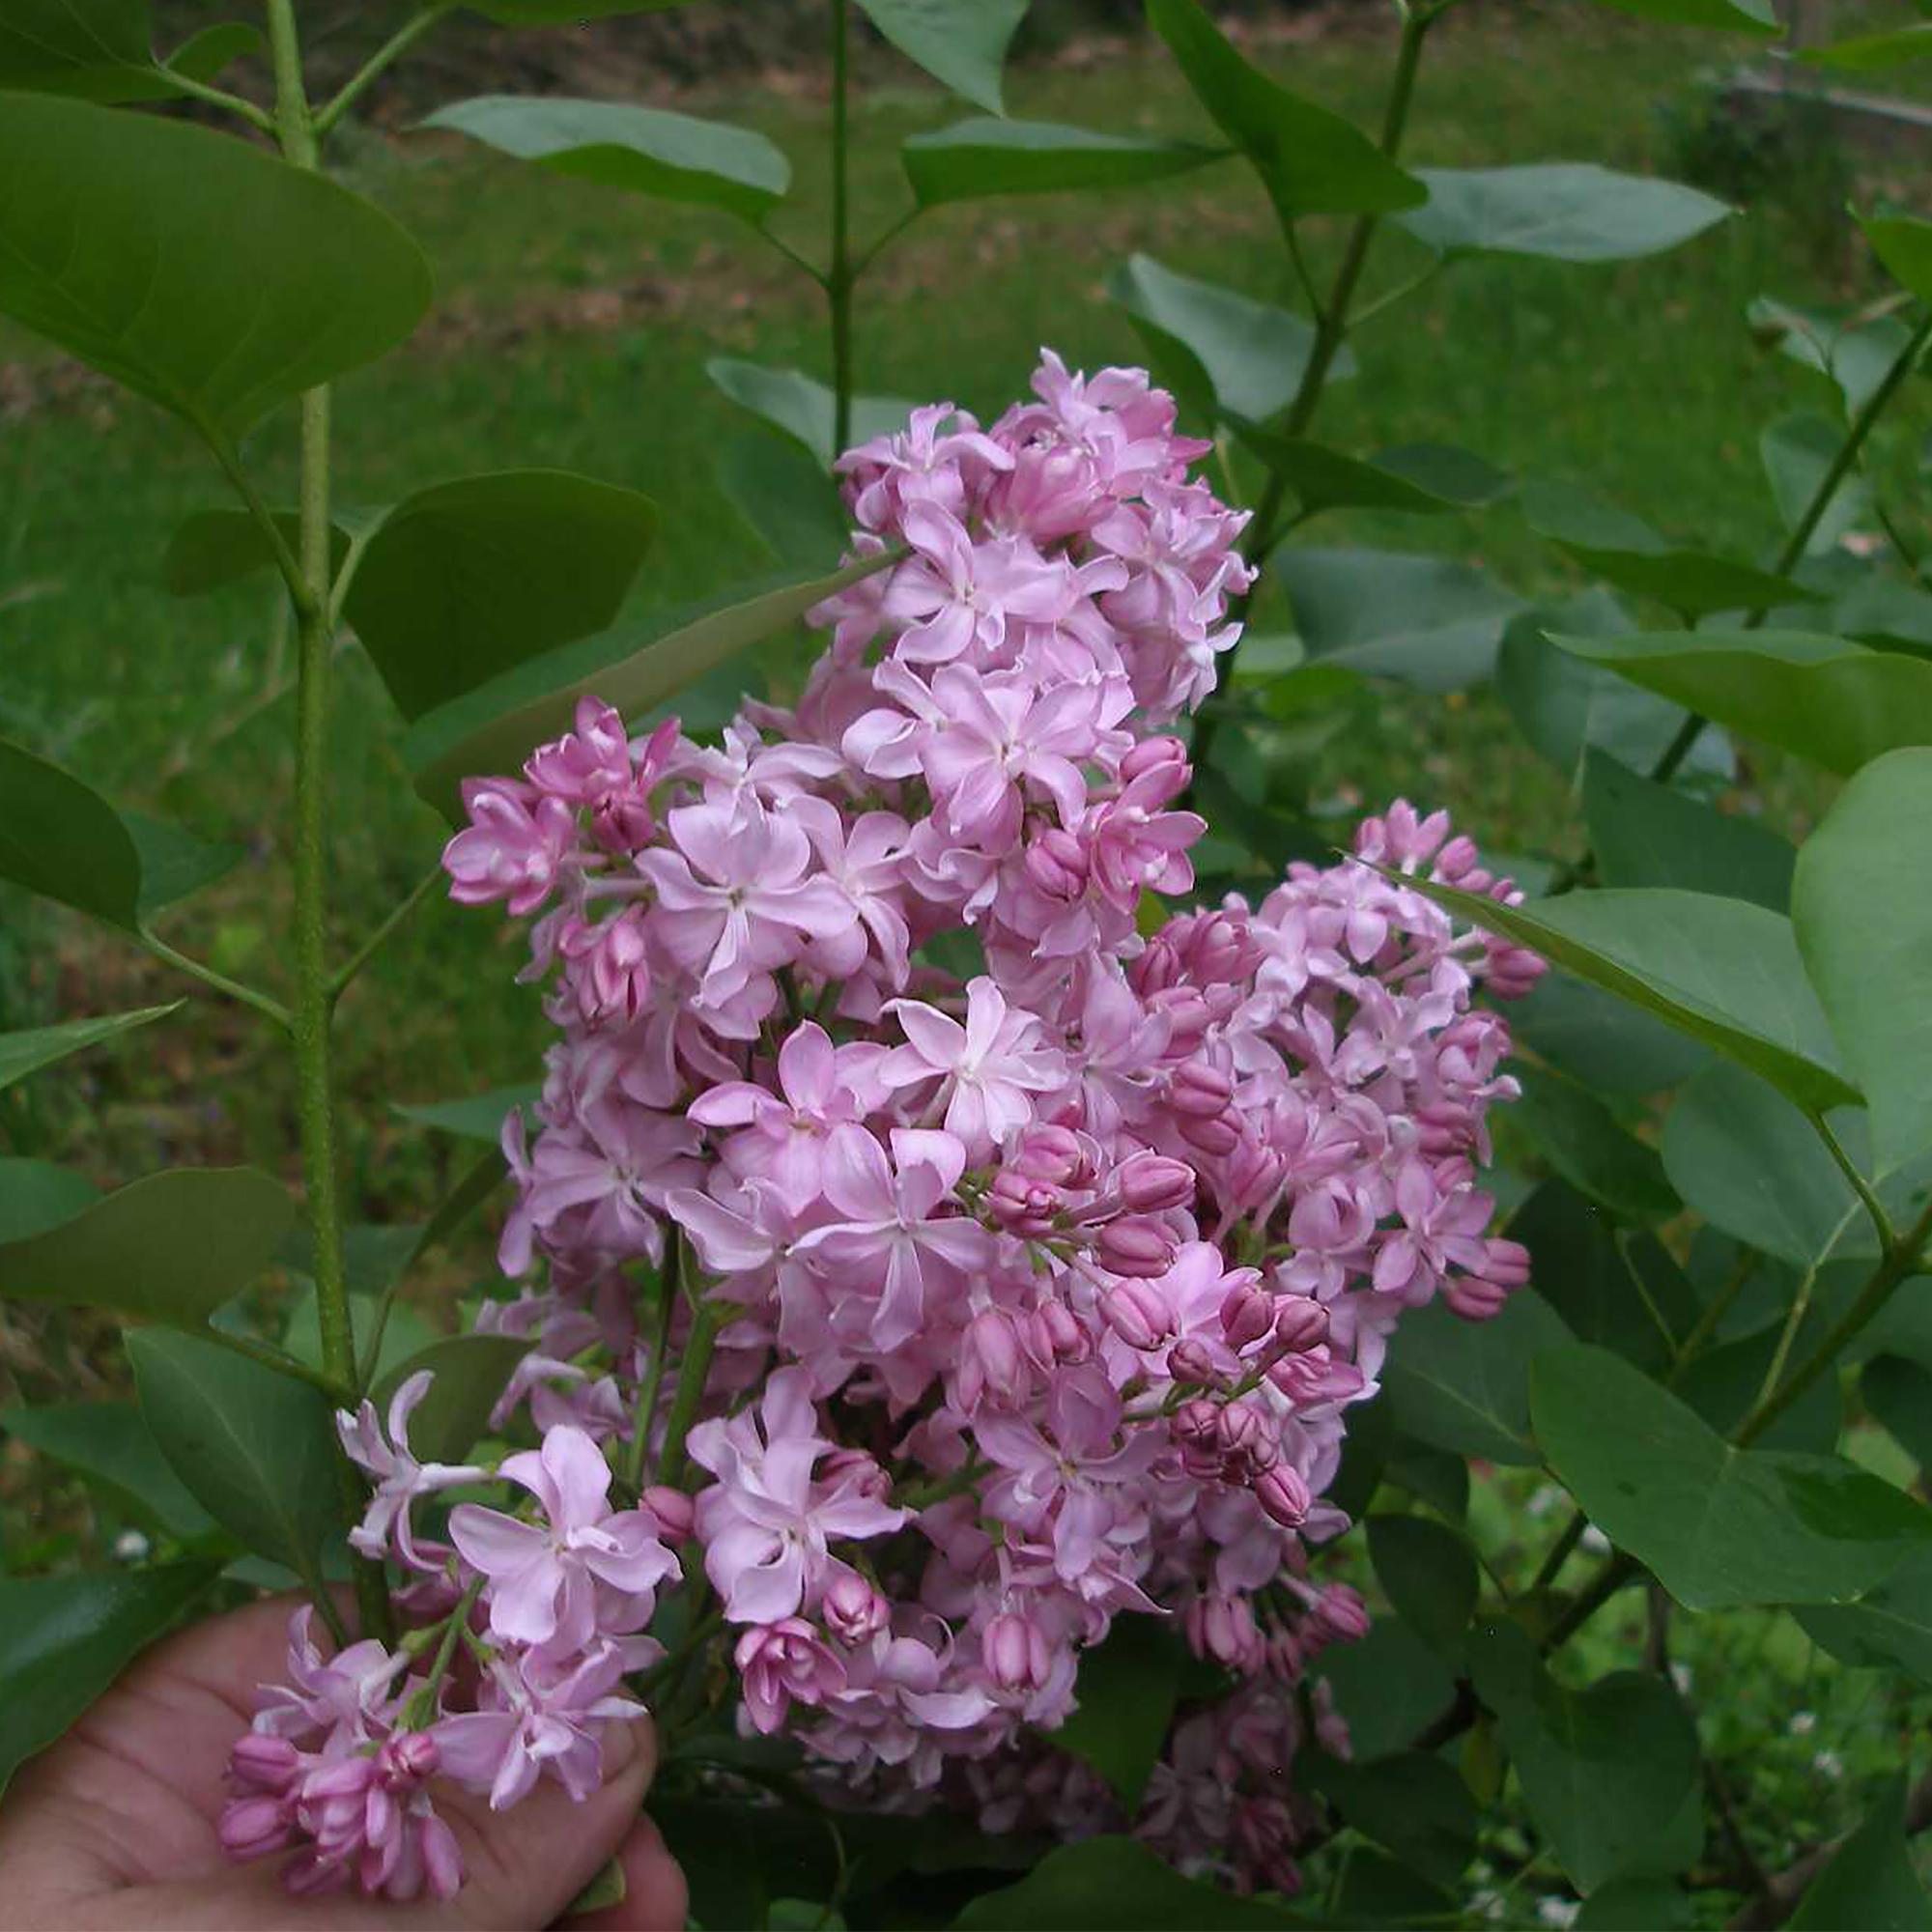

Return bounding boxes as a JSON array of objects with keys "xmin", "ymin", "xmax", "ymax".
[
  {"xmin": 1530, "ymin": 1510, "xmax": 1587, "ymax": 1593},
  {"xmin": 202, "ymin": 428, "xmax": 312, "ymax": 618},
  {"xmin": 654, "ymin": 1294, "xmax": 724, "ymax": 1491},
  {"xmin": 1812, "ymin": 1112, "xmax": 1895, "ymax": 1254},
  {"xmin": 313, "ymin": 2, "xmax": 457, "ymax": 140},
  {"xmin": 201, "ymin": 1324, "xmax": 352, "ymax": 1402},
  {"xmin": 404, "ymin": 1574, "xmax": 487, "ymax": 1729},
  {"xmin": 328, "ymin": 862, "xmax": 443, "ymax": 1006},
  {"xmin": 264, "ymin": 0, "xmax": 390, "ymax": 1649},
  {"xmin": 625, "ymin": 1241, "xmax": 682, "ymax": 1491},
  {"xmin": 1651, "ymin": 305, "xmax": 1932, "ymax": 784},
  {"xmin": 828, "ymin": 0, "xmax": 855, "ymax": 458},
  {"xmin": 161, "ymin": 70, "xmax": 275, "ymax": 134},
  {"xmin": 138, "ymin": 929, "xmax": 291, "ymax": 1029}
]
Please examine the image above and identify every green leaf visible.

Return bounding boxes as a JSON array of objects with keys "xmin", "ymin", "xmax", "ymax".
[
  {"xmin": 1313, "ymin": 1617, "xmax": 1459, "ymax": 1760},
  {"xmin": 0, "ymin": 0, "xmax": 254, "ymax": 103},
  {"xmin": 1275, "ymin": 548, "xmax": 1523, "ymax": 692},
  {"xmin": 1790, "ymin": 1775, "xmax": 1932, "ymax": 1930},
  {"xmin": 1795, "ymin": 749, "xmax": 1932, "ymax": 1175},
  {"xmin": 421, "ymin": 96, "xmax": 789, "ymax": 226},
  {"xmin": 0, "ymin": 740, "xmax": 239, "ymax": 931},
  {"xmin": 706, "ymin": 360, "xmax": 919, "ymax": 470},
  {"xmin": 0, "ymin": 94, "xmax": 431, "ymax": 438},
  {"xmin": 1328, "ymin": 1386, "xmax": 1395, "ymax": 1520},
  {"xmin": 1523, "ymin": 480, "xmax": 1810, "ymax": 616},
  {"xmin": 1762, "ymin": 412, "xmax": 1871, "ymax": 557},
  {"xmin": 160, "ymin": 506, "xmax": 348, "ymax": 598},
  {"xmin": 406, "ymin": 554, "xmax": 897, "ymax": 819},
  {"xmin": 370, "ymin": 1334, "xmax": 533, "ymax": 1464},
  {"xmin": 1368, "ymin": 1516, "xmax": 1478, "ymax": 1659},
  {"xmin": 0, "ymin": 1004, "xmax": 180, "ymax": 1094},
  {"xmin": 1582, "ymin": 749, "xmax": 1795, "ymax": 910},
  {"xmin": 1510, "ymin": 972, "xmax": 1712, "ymax": 1097},
  {"xmin": 1146, "ymin": 0, "xmax": 1425, "ymax": 220},
  {"xmin": 718, "ymin": 433, "xmax": 850, "ymax": 570},
  {"xmin": 1555, "ymin": 628, "xmax": 1932, "ymax": 777},
  {"xmin": 1497, "ymin": 596, "xmax": 1732, "ymax": 791},
  {"xmin": 394, "ymin": 1084, "xmax": 538, "ymax": 1141},
  {"xmin": 1390, "ymin": 875, "xmax": 1857, "ymax": 1114},
  {"xmin": 1308, "ymin": 1750, "xmax": 1477, "ymax": 1888},
  {"xmin": 1863, "ymin": 213, "xmax": 1932, "ymax": 311},
  {"xmin": 0, "ymin": 1167, "xmax": 294, "ymax": 1330},
  {"xmin": 1531, "ymin": 1343, "xmax": 1932, "ymax": 1609},
  {"xmin": 1510, "ymin": 1069, "xmax": 1681, "ymax": 1223},
  {"xmin": 1381, "ymin": 1290, "xmax": 1573, "ymax": 1465},
  {"xmin": 1797, "ymin": 1546, "xmax": 1932, "ymax": 1685},
  {"xmin": 1677, "ymin": 1320, "xmax": 1844, "ymax": 1454},
  {"xmin": 853, "ymin": 0, "xmax": 1028, "ymax": 115},
  {"xmin": 1049, "ymin": 1615, "xmax": 1182, "ymax": 1808},
  {"xmin": 0, "ymin": 1402, "xmax": 216, "ymax": 1539},
  {"xmin": 0, "ymin": 1159, "xmax": 99, "ymax": 1242},
  {"xmin": 1864, "ymin": 1355, "xmax": 1932, "ymax": 1472},
  {"xmin": 128, "ymin": 1330, "xmax": 344, "ymax": 1600},
  {"xmin": 1398, "ymin": 163, "xmax": 1729, "ymax": 263},
  {"xmin": 1106, "ymin": 254, "xmax": 1349, "ymax": 428},
  {"xmin": 953, "ymin": 1834, "xmax": 1308, "ymax": 1929},
  {"xmin": 465, "ymin": 0, "xmax": 705, "ymax": 19},
  {"xmin": 1576, "ymin": 0, "xmax": 1779, "ymax": 30},
  {"xmin": 1748, "ymin": 296, "xmax": 1914, "ymax": 418},
  {"xmin": 1468, "ymin": 1620, "xmax": 1703, "ymax": 1894},
  {"xmin": 0, "ymin": 1562, "xmax": 221, "ymax": 1799},
  {"xmin": 902, "ymin": 118, "xmax": 1224, "ymax": 207},
  {"xmin": 1386, "ymin": 1435, "xmax": 1471, "ymax": 1522},
  {"xmin": 1803, "ymin": 23, "xmax": 1932, "ymax": 70},
  {"xmin": 1235, "ymin": 431, "xmax": 1511, "ymax": 519}
]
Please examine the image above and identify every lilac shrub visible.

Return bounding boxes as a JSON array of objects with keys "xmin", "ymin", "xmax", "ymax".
[{"xmin": 224, "ymin": 350, "xmax": 1542, "ymax": 1901}]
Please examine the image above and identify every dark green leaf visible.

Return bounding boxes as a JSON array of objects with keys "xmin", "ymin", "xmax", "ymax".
[
  {"xmin": 1509, "ymin": 972, "xmax": 1712, "ymax": 1098},
  {"xmin": 128, "ymin": 1330, "xmax": 344, "ymax": 1600},
  {"xmin": 0, "ymin": 1562, "xmax": 221, "ymax": 1798},
  {"xmin": 1308, "ymin": 1750, "xmax": 1476, "ymax": 1887},
  {"xmin": 1107, "ymin": 254, "xmax": 1347, "ymax": 427},
  {"xmin": 1368, "ymin": 1516, "xmax": 1478, "ymax": 1658},
  {"xmin": 1391, "ymin": 874, "xmax": 1857, "ymax": 1114},
  {"xmin": 1803, "ymin": 23, "xmax": 1932, "ymax": 69},
  {"xmin": 0, "ymin": 1402, "xmax": 216, "ymax": 1539},
  {"xmin": 1381, "ymin": 1290, "xmax": 1573, "ymax": 1465},
  {"xmin": 393, "ymin": 1084, "xmax": 538, "ymax": 1141},
  {"xmin": 1762, "ymin": 412, "xmax": 1871, "ymax": 557},
  {"xmin": 1864, "ymin": 1355, "xmax": 1932, "ymax": 1471},
  {"xmin": 902, "ymin": 119, "xmax": 1223, "ymax": 208},
  {"xmin": 1531, "ymin": 1343, "xmax": 1932, "ymax": 1608},
  {"xmin": 1398, "ymin": 164, "xmax": 1729, "ymax": 263},
  {"xmin": 370, "ymin": 1334, "xmax": 533, "ymax": 1464},
  {"xmin": 718, "ymin": 433, "xmax": 850, "ymax": 570},
  {"xmin": 0, "ymin": 1004, "xmax": 180, "ymax": 1094},
  {"xmin": 1797, "ymin": 1546, "xmax": 1932, "ymax": 1685},
  {"xmin": 1864, "ymin": 213, "xmax": 1932, "ymax": 311},
  {"xmin": 1468, "ymin": 1620, "xmax": 1703, "ymax": 1894},
  {"xmin": 1795, "ymin": 749, "xmax": 1932, "ymax": 1175},
  {"xmin": 1577, "ymin": 0, "xmax": 1778, "ymax": 29},
  {"xmin": 1789, "ymin": 1775, "xmax": 1932, "ymax": 1930},
  {"xmin": 1313, "ymin": 1617, "xmax": 1458, "ymax": 1761},
  {"xmin": 1677, "ymin": 1321, "xmax": 1844, "ymax": 1454},
  {"xmin": 853, "ymin": 0, "xmax": 1027, "ymax": 114},
  {"xmin": 0, "ymin": 740, "xmax": 238, "ymax": 931},
  {"xmin": 0, "ymin": 0, "xmax": 148, "ymax": 95},
  {"xmin": 1328, "ymin": 1387, "xmax": 1395, "ymax": 1520},
  {"xmin": 1146, "ymin": 0, "xmax": 1425, "ymax": 219},
  {"xmin": 1582, "ymin": 749, "xmax": 1795, "ymax": 910},
  {"xmin": 421, "ymin": 96, "xmax": 788, "ymax": 225},
  {"xmin": 1275, "ymin": 548, "xmax": 1522, "ymax": 691},
  {"xmin": 0, "ymin": 1167, "xmax": 293, "ymax": 1329},
  {"xmin": 0, "ymin": 1159, "xmax": 99, "ymax": 1243},
  {"xmin": 160, "ymin": 506, "xmax": 355, "ymax": 598},
  {"xmin": 466, "ymin": 0, "xmax": 705, "ymax": 18},
  {"xmin": 0, "ymin": 94, "xmax": 430, "ymax": 437},
  {"xmin": 406, "ymin": 554, "xmax": 898, "ymax": 818},
  {"xmin": 1575, "ymin": 1878, "xmax": 1693, "ymax": 1928},
  {"xmin": 1235, "ymin": 430, "xmax": 1510, "ymax": 518},
  {"xmin": 1329, "ymin": 1854, "xmax": 1457, "ymax": 1928},
  {"xmin": 1386, "ymin": 1435, "xmax": 1470, "ymax": 1521},
  {"xmin": 1554, "ymin": 629, "xmax": 1932, "ymax": 777},
  {"xmin": 1049, "ymin": 1615, "xmax": 1182, "ymax": 1807},
  {"xmin": 953, "ymin": 1834, "xmax": 1308, "ymax": 1929},
  {"xmin": 706, "ymin": 359, "xmax": 918, "ymax": 470},
  {"xmin": 1511, "ymin": 1070, "xmax": 1680, "ymax": 1223}
]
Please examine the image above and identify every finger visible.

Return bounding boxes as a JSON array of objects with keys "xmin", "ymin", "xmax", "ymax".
[{"xmin": 565, "ymin": 1812, "xmax": 689, "ymax": 1932}]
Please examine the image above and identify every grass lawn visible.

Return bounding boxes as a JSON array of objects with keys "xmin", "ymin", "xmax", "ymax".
[{"xmin": 5, "ymin": 0, "xmax": 1932, "ymax": 1908}]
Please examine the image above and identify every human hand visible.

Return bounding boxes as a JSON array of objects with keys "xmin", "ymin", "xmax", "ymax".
[{"xmin": 0, "ymin": 1594, "xmax": 687, "ymax": 1931}]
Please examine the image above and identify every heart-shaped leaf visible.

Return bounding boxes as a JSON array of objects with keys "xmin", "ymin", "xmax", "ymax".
[
  {"xmin": 0, "ymin": 1402, "xmax": 217, "ymax": 1539},
  {"xmin": 1581, "ymin": 750, "xmax": 1794, "ymax": 910},
  {"xmin": 1380, "ymin": 1290, "xmax": 1573, "ymax": 1465},
  {"xmin": 1236, "ymin": 432, "xmax": 1512, "ymax": 519},
  {"xmin": 1368, "ymin": 1517, "xmax": 1479, "ymax": 1658},
  {"xmin": 1049, "ymin": 1615, "xmax": 1184, "ymax": 1809},
  {"xmin": 1797, "ymin": 1546, "xmax": 1932, "ymax": 1684},
  {"xmin": 394, "ymin": 1085, "xmax": 539, "ymax": 1141},
  {"xmin": 1510, "ymin": 1070, "xmax": 1681, "ymax": 1224},
  {"xmin": 1789, "ymin": 1776, "xmax": 1932, "ymax": 1929},
  {"xmin": 1398, "ymin": 164, "xmax": 1729, "ymax": 263},
  {"xmin": 706, "ymin": 360, "xmax": 918, "ymax": 471},
  {"xmin": 370, "ymin": 1334, "xmax": 534, "ymax": 1464},
  {"xmin": 953, "ymin": 1834, "xmax": 1309, "ymax": 1929},
  {"xmin": 853, "ymin": 0, "xmax": 1028, "ymax": 115}
]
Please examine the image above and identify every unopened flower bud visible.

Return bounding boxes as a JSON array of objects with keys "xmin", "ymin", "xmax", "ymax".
[
  {"xmin": 1013, "ymin": 1124, "xmax": 1084, "ymax": 1185},
  {"xmin": 1165, "ymin": 1337, "xmax": 1221, "ymax": 1387},
  {"xmin": 1254, "ymin": 1463, "xmax": 1312, "ymax": 1528},
  {"xmin": 1227, "ymin": 1139, "xmax": 1286, "ymax": 1211},
  {"xmin": 1170, "ymin": 1058, "xmax": 1234, "ymax": 1118},
  {"xmin": 1024, "ymin": 828, "xmax": 1090, "ymax": 900},
  {"xmin": 1097, "ymin": 1214, "xmax": 1176, "ymax": 1280},
  {"xmin": 1120, "ymin": 735, "xmax": 1188, "ymax": 784},
  {"xmin": 1185, "ymin": 1591, "xmax": 1263, "ymax": 1672},
  {"xmin": 1435, "ymin": 834, "xmax": 1479, "ymax": 881},
  {"xmin": 986, "ymin": 1166, "xmax": 1065, "ymax": 1236},
  {"xmin": 1220, "ymin": 1276, "xmax": 1274, "ymax": 1351},
  {"xmin": 823, "ymin": 1572, "xmax": 891, "ymax": 1643},
  {"xmin": 1130, "ymin": 935, "xmax": 1185, "ymax": 997},
  {"xmin": 1272, "ymin": 1296, "xmax": 1329, "ymax": 1353},
  {"xmin": 1179, "ymin": 1109, "xmax": 1240, "ymax": 1156},
  {"xmin": 1172, "ymin": 1398, "xmax": 1226, "ymax": 1479},
  {"xmin": 1181, "ymin": 913, "xmax": 1252, "ymax": 986},
  {"xmin": 219, "ymin": 1795, "xmax": 293, "ymax": 1861},
  {"xmin": 1103, "ymin": 1277, "xmax": 1176, "ymax": 1351},
  {"xmin": 228, "ymin": 1733, "xmax": 301, "ymax": 1794},
  {"xmin": 1482, "ymin": 1237, "xmax": 1532, "ymax": 1288},
  {"xmin": 819, "ymin": 1447, "xmax": 892, "ymax": 1503},
  {"xmin": 982, "ymin": 1612, "xmax": 1051, "ymax": 1692},
  {"xmin": 642, "ymin": 1485, "xmax": 696, "ymax": 1543},
  {"xmin": 1445, "ymin": 1276, "xmax": 1511, "ymax": 1321},
  {"xmin": 1118, "ymin": 1152, "xmax": 1195, "ymax": 1214},
  {"xmin": 1309, "ymin": 1583, "xmax": 1371, "ymax": 1644},
  {"xmin": 1031, "ymin": 1298, "xmax": 1091, "ymax": 1366},
  {"xmin": 960, "ymin": 1307, "xmax": 1027, "ymax": 1410}
]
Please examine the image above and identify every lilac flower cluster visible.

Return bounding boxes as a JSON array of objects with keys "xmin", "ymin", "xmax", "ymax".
[{"xmin": 223, "ymin": 351, "xmax": 1542, "ymax": 1900}]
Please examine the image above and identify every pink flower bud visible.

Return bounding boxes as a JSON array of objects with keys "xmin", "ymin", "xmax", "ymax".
[
  {"xmin": 1024, "ymin": 828, "xmax": 1090, "ymax": 900},
  {"xmin": 960, "ymin": 1307, "xmax": 1028, "ymax": 1410},
  {"xmin": 1227, "ymin": 1139, "xmax": 1286, "ymax": 1211},
  {"xmin": 642, "ymin": 1485, "xmax": 696, "ymax": 1543},
  {"xmin": 1029, "ymin": 1298, "xmax": 1092, "ymax": 1366},
  {"xmin": 1181, "ymin": 914, "xmax": 1252, "ymax": 986},
  {"xmin": 1121, "ymin": 735, "xmax": 1188, "ymax": 784},
  {"xmin": 819, "ymin": 1447, "xmax": 893, "ymax": 1503},
  {"xmin": 1130, "ymin": 934, "xmax": 1185, "ymax": 997},
  {"xmin": 1482, "ymin": 1237, "xmax": 1532, "ymax": 1288},
  {"xmin": 1170, "ymin": 1058, "xmax": 1235, "ymax": 1118},
  {"xmin": 1272, "ymin": 1296, "xmax": 1329, "ymax": 1353},
  {"xmin": 1118, "ymin": 1152, "xmax": 1195, "ymax": 1213},
  {"xmin": 591, "ymin": 783, "xmax": 657, "ymax": 856},
  {"xmin": 1179, "ymin": 1110, "xmax": 1240, "ymax": 1156},
  {"xmin": 1150, "ymin": 987, "xmax": 1212, "ymax": 1052},
  {"xmin": 1254, "ymin": 1463, "xmax": 1312, "ymax": 1529},
  {"xmin": 1185, "ymin": 1592, "xmax": 1263, "ymax": 1672},
  {"xmin": 1310, "ymin": 1583, "xmax": 1371, "ymax": 1645},
  {"xmin": 1220, "ymin": 1277, "xmax": 1274, "ymax": 1351},
  {"xmin": 219, "ymin": 1795, "xmax": 293, "ymax": 1861},
  {"xmin": 982, "ymin": 1612, "xmax": 1051, "ymax": 1692},
  {"xmin": 228, "ymin": 1732, "xmax": 300, "ymax": 1794},
  {"xmin": 1263, "ymin": 1619, "xmax": 1303, "ymax": 1682},
  {"xmin": 823, "ymin": 1572, "xmax": 891, "ymax": 1644},
  {"xmin": 1097, "ymin": 1214, "xmax": 1177, "ymax": 1280},
  {"xmin": 421, "ymin": 1813, "xmax": 466, "ymax": 1903},
  {"xmin": 986, "ymin": 1167, "xmax": 1065, "ymax": 1236},
  {"xmin": 1165, "ymin": 1337, "xmax": 1220, "ymax": 1388},
  {"xmin": 1445, "ymin": 1276, "xmax": 1511, "ymax": 1321},
  {"xmin": 1173, "ymin": 1398, "xmax": 1227, "ymax": 1479},
  {"xmin": 1435, "ymin": 834, "xmax": 1479, "ymax": 881},
  {"xmin": 1013, "ymin": 1124, "xmax": 1085, "ymax": 1185},
  {"xmin": 378, "ymin": 1732, "xmax": 439, "ymax": 1785},
  {"xmin": 1103, "ymin": 1277, "xmax": 1176, "ymax": 1351}
]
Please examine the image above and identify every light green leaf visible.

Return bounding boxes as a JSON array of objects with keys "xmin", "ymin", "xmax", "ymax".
[
  {"xmin": 1531, "ymin": 1343, "xmax": 1932, "ymax": 1609},
  {"xmin": 1789, "ymin": 1776, "xmax": 1932, "ymax": 1929},
  {"xmin": 954, "ymin": 1835, "xmax": 1308, "ymax": 1929},
  {"xmin": 421, "ymin": 96, "xmax": 789, "ymax": 226},
  {"xmin": 0, "ymin": 1159, "xmax": 99, "ymax": 1243},
  {"xmin": 1050, "ymin": 1615, "xmax": 1183, "ymax": 1808},
  {"xmin": 128, "ymin": 1330, "xmax": 344, "ymax": 1601},
  {"xmin": 1577, "ymin": 0, "xmax": 1779, "ymax": 29},
  {"xmin": 1802, "ymin": 23, "xmax": 1932, "ymax": 70},
  {"xmin": 854, "ymin": 0, "xmax": 1028, "ymax": 115},
  {"xmin": 0, "ymin": 1004, "xmax": 180, "ymax": 1094},
  {"xmin": 1146, "ymin": 0, "xmax": 1425, "ymax": 220},
  {"xmin": 902, "ymin": 118, "xmax": 1224, "ymax": 207},
  {"xmin": 1388, "ymin": 877, "xmax": 1858, "ymax": 1115},
  {"xmin": 1381, "ymin": 1291, "xmax": 1573, "ymax": 1465},
  {"xmin": 1398, "ymin": 163, "xmax": 1729, "ymax": 263},
  {"xmin": 1235, "ymin": 432, "xmax": 1511, "ymax": 518},
  {"xmin": 1107, "ymin": 252, "xmax": 1350, "ymax": 428},
  {"xmin": 0, "ymin": 740, "xmax": 239, "ymax": 932},
  {"xmin": 406, "ymin": 554, "xmax": 897, "ymax": 818},
  {"xmin": 0, "ymin": 93, "xmax": 431, "ymax": 438},
  {"xmin": 1509, "ymin": 973, "xmax": 1712, "ymax": 1097},
  {"xmin": 0, "ymin": 1562, "xmax": 222, "ymax": 1799},
  {"xmin": 1368, "ymin": 1516, "xmax": 1478, "ymax": 1659},
  {"xmin": 1762, "ymin": 412, "xmax": 1871, "ymax": 556},
  {"xmin": 1581, "ymin": 749, "xmax": 1794, "ymax": 909},
  {"xmin": 718, "ymin": 433, "xmax": 850, "ymax": 570},
  {"xmin": 1794, "ymin": 749, "xmax": 1932, "ymax": 1174},
  {"xmin": 394, "ymin": 1085, "xmax": 539, "ymax": 1141},
  {"xmin": 1275, "ymin": 547, "xmax": 1522, "ymax": 692},
  {"xmin": 1864, "ymin": 213, "xmax": 1932, "ymax": 310},
  {"xmin": 1748, "ymin": 295, "xmax": 1914, "ymax": 418},
  {"xmin": 0, "ymin": 1402, "xmax": 217, "ymax": 1539},
  {"xmin": 370, "ymin": 1334, "xmax": 533, "ymax": 1464},
  {"xmin": 1555, "ymin": 629, "xmax": 1932, "ymax": 776},
  {"xmin": 706, "ymin": 360, "xmax": 919, "ymax": 470},
  {"xmin": 0, "ymin": 1167, "xmax": 294, "ymax": 1330}
]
